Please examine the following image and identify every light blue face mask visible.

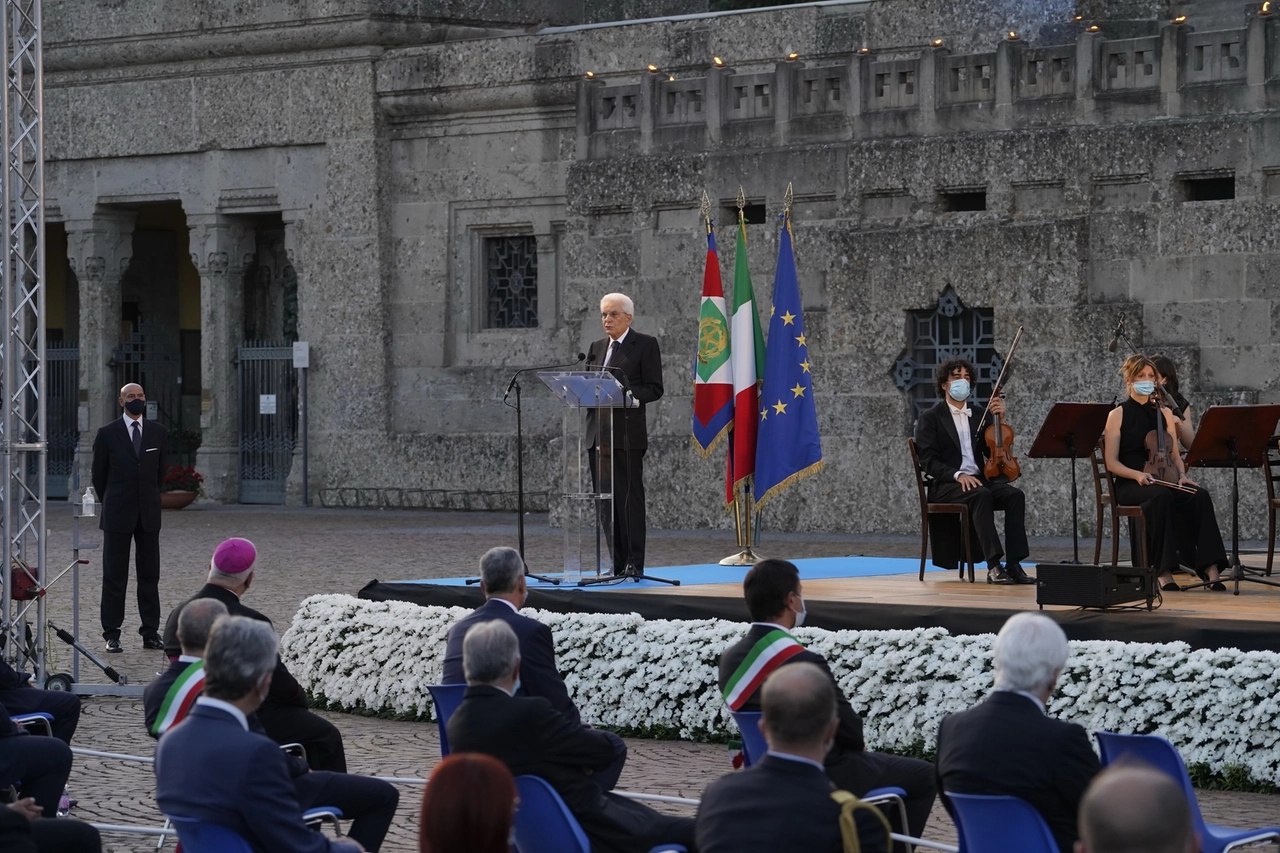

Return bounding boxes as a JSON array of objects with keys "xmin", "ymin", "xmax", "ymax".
[
  {"xmin": 949, "ymin": 378, "xmax": 971, "ymax": 402},
  {"xmin": 1134, "ymin": 380, "xmax": 1156, "ymax": 396}
]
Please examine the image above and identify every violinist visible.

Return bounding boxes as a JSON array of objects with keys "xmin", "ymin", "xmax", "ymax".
[
  {"xmin": 1151, "ymin": 353, "xmax": 1195, "ymax": 451},
  {"xmin": 1103, "ymin": 355, "xmax": 1228, "ymax": 592},
  {"xmin": 915, "ymin": 358, "xmax": 1033, "ymax": 586}
]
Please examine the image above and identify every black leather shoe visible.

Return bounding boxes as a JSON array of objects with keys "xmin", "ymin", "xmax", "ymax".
[
  {"xmin": 142, "ymin": 634, "xmax": 164, "ymax": 650},
  {"xmin": 105, "ymin": 639, "xmax": 122, "ymax": 653},
  {"xmin": 987, "ymin": 565, "xmax": 1015, "ymax": 585},
  {"xmin": 1007, "ymin": 563, "xmax": 1037, "ymax": 585},
  {"xmin": 1161, "ymin": 582, "xmax": 1181, "ymax": 592}
]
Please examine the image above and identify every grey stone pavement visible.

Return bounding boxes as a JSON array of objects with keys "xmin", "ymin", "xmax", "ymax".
[{"xmin": 23, "ymin": 503, "xmax": 1280, "ymax": 851}]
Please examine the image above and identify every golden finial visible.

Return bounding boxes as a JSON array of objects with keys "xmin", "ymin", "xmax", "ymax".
[
  {"xmin": 783, "ymin": 182, "xmax": 794, "ymax": 217},
  {"xmin": 736, "ymin": 186, "xmax": 746, "ymax": 214},
  {"xmin": 701, "ymin": 190, "xmax": 712, "ymax": 233}
]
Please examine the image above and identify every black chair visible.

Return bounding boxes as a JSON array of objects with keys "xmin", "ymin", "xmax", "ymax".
[
  {"xmin": 908, "ymin": 438, "xmax": 975, "ymax": 583},
  {"xmin": 1090, "ymin": 438, "xmax": 1147, "ymax": 568}
]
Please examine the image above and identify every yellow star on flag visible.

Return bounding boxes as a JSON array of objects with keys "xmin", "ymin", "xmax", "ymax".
[
  {"xmin": 759, "ymin": 407, "xmax": 768, "ymax": 421},
  {"xmin": 791, "ymin": 383, "xmax": 806, "ymax": 398},
  {"xmin": 781, "ymin": 311, "xmax": 796, "ymax": 326},
  {"xmin": 772, "ymin": 399, "xmax": 788, "ymax": 416},
  {"xmin": 795, "ymin": 333, "xmax": 807, "ymax": 347},
  {"xmin": 800, "ymin": 360, "xmax": 811, "ymax": 373}
]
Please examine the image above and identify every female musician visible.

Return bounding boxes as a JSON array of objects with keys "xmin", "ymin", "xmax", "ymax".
[
  {"xmin": 1103, "ymin": 355, "xmax": 1227, "ymax": 591},
  {"xmin": 1151, "ymin": 353, "xmax": 1195, "ymax": 451}
]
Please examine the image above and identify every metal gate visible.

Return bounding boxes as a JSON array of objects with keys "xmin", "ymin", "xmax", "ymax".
[
  {"xmin": 44, "ymin": 344, "xmax": 77, "ymax": 499},
  {"xmin": 238, "ymin": 341, "xmax": 297, "ymax": 504},
  {"xmin": 112, "ymin": 319, "xmax": 183, "ymax": 454}
]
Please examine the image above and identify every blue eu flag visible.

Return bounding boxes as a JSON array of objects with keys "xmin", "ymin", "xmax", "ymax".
[{"xmin": 754, "ymin": 214, "xmax": 823, "ymax": 507}]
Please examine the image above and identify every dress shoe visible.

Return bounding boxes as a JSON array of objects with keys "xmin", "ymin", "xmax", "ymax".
[
  {"xmin": 986, "ymin": 565, "xmax": 1015, "ymax": 585},
  {"xmin": 105, "ymin": 638, "xmax": 122, "ymax": 653},
  {"xmin": 1006, "ymin": 563, "xmax": 1037, "ymax": 585},
  {"xmin": 142, "ymin": 634, "xmax": 164, "ymax": 650},
  {"xmin": 1161, "ymin": 581, "xmax": 1181, "ymax": 592}
]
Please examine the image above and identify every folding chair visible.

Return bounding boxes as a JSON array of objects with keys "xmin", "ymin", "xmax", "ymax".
[
  {"xmin": 10, "ymin": 712, "xmax": 53, "ymax": 737},
  {"xmin": 512, "ymin": 775, "xmax": 686, "ymax": 853},
  {"xmin": 426, "ymin": 683, "xmax": 467, "ymax": 757},
  {"xmin": 946, "ymin": 792, "xmax": 1058, "ymax": 853}
]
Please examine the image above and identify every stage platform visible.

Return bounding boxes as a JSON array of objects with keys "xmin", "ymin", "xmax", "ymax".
[{"xmin": 360, "ymin": 554, "xmax": 1280, "ymax": 652}]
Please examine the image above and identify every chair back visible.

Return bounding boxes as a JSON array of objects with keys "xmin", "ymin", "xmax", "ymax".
[
  {"xmin": 426, "ymin": 683, "xmax": 468, "ymax": 757},
  {"xmin": 946, "ymin": 792, "xmax": 1058, "ymax": 853},
  {"xmin": 730, "ymin": 710, "xmax": 767, "ymax": 767},
  {"xmin": 1090, "ymin": 438, "xmax": 1111, "ymax": 505},
  {"xmin": 1093, "ymin": 732, "xmax": 1207, "ymax": 833},
  {"xmin": 1266, "ymin": 435, "xmax": 1280, "ymax": 504},
  {"xmin": 165, "ymin": 815, "xmax": 255, "ymax": 853},
  {"xmin": 907, "ymin": 438, "xmax": 930, "ymax": 513},
  {"xmin": 513, "ymin": 775, "xmax": 591, "ymax": 853}
]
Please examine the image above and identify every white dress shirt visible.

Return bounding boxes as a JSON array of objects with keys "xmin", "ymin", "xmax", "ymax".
[
  {"xmin": 949, "ymin": 402, "xmax": 980, "ymax": 480},
  {"xmin": 195, "ymin": 696, "xmax": 248, "ymax": 731},
  {"xmin": 122, "ymin": 412, "xmax": 144, "ymax": 442},
  {"xmin": 765, "ymin": 750, "xmax": 826, "ymax": 771},
  {"xmin": 603, "ymin": 328, "xmax": 629, "ymax": 368}
]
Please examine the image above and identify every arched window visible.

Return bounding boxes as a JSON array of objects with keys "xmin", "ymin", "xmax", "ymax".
[{"xmin": 892, "ymin": 287, "xmax": 1001, "ymax": 423}]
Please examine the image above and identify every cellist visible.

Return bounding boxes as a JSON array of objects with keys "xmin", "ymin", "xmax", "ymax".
[
  {"xmin": 915, "ymin": 358, "xmax": 1033, "ymax": 586},
  {"xmin": 1103, "ymin": 355, "xmax": 1228, "ymax": 591}
]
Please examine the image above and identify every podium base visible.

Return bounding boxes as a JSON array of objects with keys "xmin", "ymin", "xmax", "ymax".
[{"xmin": 719, "ymin": 547, "xmax": 764, "ymax": 567}]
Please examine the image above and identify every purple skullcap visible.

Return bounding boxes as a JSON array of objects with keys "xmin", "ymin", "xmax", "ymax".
[{"xmin": 211, "ymin": 537, "xmax": 257, "ymax": 575}]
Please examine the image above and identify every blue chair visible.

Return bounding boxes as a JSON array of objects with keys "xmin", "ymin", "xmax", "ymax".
[
  {"xmin": 1095, "ymin": 731, "xmax": 1280, "ymax": 853},
  {"xmin": 730, "ymin": 711, "xmax": 767, "ymax": 767},
  {"xmin": 10, "ymin": 712, "xmax": 53, "ymax": 737},
  {"xmin": 426, "ymin": 683, "xmax": 467, "ymax": 757},
  {"xmin": 165, "ymin": 815, "xmax": 254, "ymax": 853},
  {"xmin": 946, "ymin": 792, "xmax": 1057, "ymax": 853},
  {"xmin": 513, "ymin": 776, "xmax": 686, "ymax": 853}
]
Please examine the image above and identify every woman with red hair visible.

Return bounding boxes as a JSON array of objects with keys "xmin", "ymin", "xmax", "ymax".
[{"xmin": 420, "ymin": 753, "xmax": 517, "ymax": 853}]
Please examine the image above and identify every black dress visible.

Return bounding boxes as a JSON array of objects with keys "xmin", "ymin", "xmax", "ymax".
[{"xmin": 1111, "ymin": 397, "xmax": 1227, "ymax": 573}]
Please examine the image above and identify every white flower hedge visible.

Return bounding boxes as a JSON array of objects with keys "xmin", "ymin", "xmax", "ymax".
[{"xmin": 281, "ymin": 593, "xmax": 1280, "ymax": 785}]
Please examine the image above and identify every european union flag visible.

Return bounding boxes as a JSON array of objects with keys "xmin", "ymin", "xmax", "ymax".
[{"xmin": 754, "ymin": 214, "xmax": 822, "ymax": 507}]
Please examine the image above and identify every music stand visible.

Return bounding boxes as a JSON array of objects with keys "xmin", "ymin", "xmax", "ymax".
[
  {"xmin": 1027, "ymin": 403, "xmax": 1113, "ymax": 564},
  {"xmin": 1180, "ymin": 404, "xmax": 1280, "ymax": 595}
]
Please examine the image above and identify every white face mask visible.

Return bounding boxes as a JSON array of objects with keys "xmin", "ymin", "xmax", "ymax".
[{"xmin": 792, "ymin": 596, "xmax": 807, "ymax": 628}]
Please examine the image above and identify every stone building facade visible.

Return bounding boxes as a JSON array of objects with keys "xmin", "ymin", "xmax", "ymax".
[{"xmin": 44, "ymin": 0, "xmax": 1280, "ymax": 537}]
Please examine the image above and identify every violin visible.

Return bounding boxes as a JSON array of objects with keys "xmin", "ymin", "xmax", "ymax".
[
  {"xmin": 979, "ymin": 326, "xmax": 1024, "ymax": 483},
  {"xmin": 1142, "ymin": 390, "xmax": 1185, "ymax": 488}
]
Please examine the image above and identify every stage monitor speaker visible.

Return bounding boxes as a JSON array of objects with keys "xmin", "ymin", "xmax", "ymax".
[{"xmin": 1035, "ymin": 563, "xmax": 1154, "ymax": 611}]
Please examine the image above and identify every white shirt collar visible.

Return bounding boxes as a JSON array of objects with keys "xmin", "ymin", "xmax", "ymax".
[
  {"xmin": 997, "ymin": 688, "xmax": 1047, "ymax": 715},
  {"xmin": 490, "ymin": 598, "xmax": 520, "ymax": 614},
  {"xmin": 178, "ymin": 655, "xmax": 201, "ymax": 664},
  {"xmin": 195, "ymin": 697, "xmax": 248, "ymax": 730},
  {"xmin": 765, "ymin": 751, "xmax": 826, "ymax": 772},
  {"xmin": 122, "ymin": 412, "xmax": 143, "ymax": 429},
  {"xmin": 947, "ymin": 401, "xmax": 971, "ymax": 417},
  {"xmin": 608, "ymin": 328, "xmax": 630, "ymax": 347}
]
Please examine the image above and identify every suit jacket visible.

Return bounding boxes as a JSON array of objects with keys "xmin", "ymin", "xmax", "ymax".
[
  {"xmin": 585, "ymin": 329, "xmax": 664, "ymax": 452},
  {"xmin": 441, "ymin": 598, "xmax": 580, "ymax": 726},
  {"xmin": 155, "ymin": 703, "xmax": 345, "ymax": 853},
  {"xmin": 914, "ymin": 400, "xmax": 996, "ymax": 570},
  {"xmin": 91, "ymin": 416, "xmax": 167, "ymax": 534},
  {"xmin": 718, "ymin": 624, "xmax": 865, "ymax": 754},
  {"xmin": 161, "ymin": 585, "xmax": 307, "ymax": 709},
  {"xmin": 696, "ymin": 753, "xmax": 886, "ymax": 853},
  {"xmin": 935, "ymin": 691, "xmax": 1100, "ymax": 853}
]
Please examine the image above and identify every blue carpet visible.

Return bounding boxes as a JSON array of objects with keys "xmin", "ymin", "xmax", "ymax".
[{"xmin": 400, "ymin": 555, "xmax": 947, "ymax": 590}]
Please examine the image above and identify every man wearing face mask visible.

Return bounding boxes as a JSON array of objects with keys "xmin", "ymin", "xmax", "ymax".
[
  {"xmin": 914, "ymin": 359, "xmax": 1032, "ymax": 585},
  {"xmin": 92, "ymin": 382, "xmax": 167, "ymax": 652},
  {"xmin": 718, "ymin": 560, "xmax": 936, "ymax": 841}
]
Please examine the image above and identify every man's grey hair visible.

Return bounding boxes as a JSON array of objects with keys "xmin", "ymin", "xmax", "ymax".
[
  {"xmin": 208, "ymin": 566, "xmax": 249, "ymax": 586},
  {"xmin": 759, "ymin": 662, "xmax": 836, "ymax": 751},
  {"xmin": 1078, "ymin": 764, "xmax": 1195, "ymax": 853},
  {"xmin": 463, "ymin": 619, "xmax": 520, "ymax": 686},
  {"xmin": 480, "ymin": 547, "xmax": 524, "ymax": 595},
  {"xmin": 601, "ymin": 292, "xmax": 634, "ymax": 315},
  {"xmin": 203, "ymin": 616, "xmax": 278, "ymax": 702},
  {"xmin": 993, "ymin": 612, "xmax": 1070, "ymax": 694},
  {"xmin": 176, "ymin": 598, "xmax": 229, "ymax": 655}
]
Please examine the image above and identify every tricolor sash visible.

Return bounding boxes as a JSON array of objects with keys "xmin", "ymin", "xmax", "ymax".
[
  {"xmin": 722, "ymin": 629, "xmax": 806, "ymax": 711},
  {"xmin": 151, "ymin": 662, "xmax": 205, "ymax": 737}
]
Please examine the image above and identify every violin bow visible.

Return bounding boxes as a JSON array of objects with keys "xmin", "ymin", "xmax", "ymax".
[{"xmin": 975, "ymin": 325, "xmax": 1025, "ymax": 433}]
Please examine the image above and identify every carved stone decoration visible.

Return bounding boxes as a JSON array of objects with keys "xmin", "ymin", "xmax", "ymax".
[
  {"xmin": 84, "ymin": 256, "xmax": 105, "ymax": 282},
  {"xmin": 208, "ymin": 251, "xmax": 229, "ymax": 276}
]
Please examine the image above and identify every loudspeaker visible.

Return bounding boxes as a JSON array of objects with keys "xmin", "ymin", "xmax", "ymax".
[{"xmin": 1035, "ymin": 563, "xmax": 1154, "ymax": 610}]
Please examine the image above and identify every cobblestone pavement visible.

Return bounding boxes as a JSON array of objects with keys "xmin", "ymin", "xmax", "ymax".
[{"xmin": 21, "ymin": 504, "xmax": 1278, "ymax": 850}]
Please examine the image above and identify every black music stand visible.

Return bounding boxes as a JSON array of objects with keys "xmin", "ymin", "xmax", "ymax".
[
  {"xmin": 1028, "ymin": 403, "xmax": 1113, "ymax": 564},
  {"xmin": 1180, "ymin": 404, "xmax": 1280, "ymax": 595}
]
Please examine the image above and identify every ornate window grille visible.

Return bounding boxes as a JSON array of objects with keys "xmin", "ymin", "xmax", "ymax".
[
  {"xmin": 484, "ymin": 236, "xmax": 538, "ymax": 329},
  {"xmin": 892, "ymin": 287, "xmax": 1001, "ymax": 422}
]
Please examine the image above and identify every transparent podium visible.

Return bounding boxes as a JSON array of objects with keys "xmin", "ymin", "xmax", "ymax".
[{"xmin": 538, "ymin": 371, "xmax": 627, "ymax": 580}]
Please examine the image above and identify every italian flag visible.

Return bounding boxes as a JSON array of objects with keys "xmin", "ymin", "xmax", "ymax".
[
  {"xmin": 691, "ymin": 227, "xmax": 734, "ymax": 456},
  {"xmin": 722, "ymin": 629, "xmax": 806, "ymax": 711},
  {"xmin": 730, "ymin": 211, "xmax": 765, "ymax": 488},
  {"xmin": 151, "ymin": 662, "xmax": 206, "ymax": 737}
]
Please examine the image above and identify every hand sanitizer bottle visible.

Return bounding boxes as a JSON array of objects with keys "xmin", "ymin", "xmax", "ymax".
[{"xmin": 81, "ymin": 485, "xmax": 96, "ymax": 518}]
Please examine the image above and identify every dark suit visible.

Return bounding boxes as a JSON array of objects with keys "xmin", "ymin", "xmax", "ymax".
[
  {"xmin": 447, "ymin": 685, "xmax": 695, "ymax": 853},
  {"xmin": 156, "ymin": 703, "xmax": 354, "ymax": 853},
  {"xmin": 0, "ymin": 699, "xmax": 72, "ymax": 818},
  {"xmin": 935, "ymin": 691, "xmax": 1100, "ymax": 853},
  {"xmin": 696, "ymin": 753, "xmax": 887, "ymax": 853},
  {"xmin": 162, "ymin": 584, "xmax": 346, "ymax": 773},
  {"xmin": 914, "ymin": 400, "xmax": 1028, "ymax": 570},
  {"xmin": 585, "ymin": 329, "xmax": 663, "ymax": 571},
  {"xmin": 718, "ymin": 625, "xmax": 936, "ymax": 838},
  {"xmin": 0, "ymin": 806, "xmax": 101, "ymax": 853},
  {"xmin": 144, "ymin": 659, "xmax": 397, "ymax": 851},
  {"xmin": 0, "ymin": 658, "xmax": 80, "ymax": 745},
  {"xmin": 92, "ymin": 415, "xmax": 166, "ymax": 641}
]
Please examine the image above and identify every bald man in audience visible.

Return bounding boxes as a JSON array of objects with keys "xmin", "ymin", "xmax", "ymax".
[{"xmin": 1076, "ymin": 765, "xmax": 1197, "ymax": 853}]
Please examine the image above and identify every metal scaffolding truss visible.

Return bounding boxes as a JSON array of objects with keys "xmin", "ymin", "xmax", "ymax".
[{"xmin": 0, "ymin": 0, "xmax": 46, "ymax": 677}]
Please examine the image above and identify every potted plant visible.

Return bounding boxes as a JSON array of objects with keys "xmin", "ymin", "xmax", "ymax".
[{"xmin": 161, "ymin": 465, "xmax": 204, "ymax": 510}]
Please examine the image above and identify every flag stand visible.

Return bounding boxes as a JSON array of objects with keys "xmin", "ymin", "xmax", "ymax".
[{"xmin": 720, "ymin": 481, "xmax": 762, "ymax": 565}]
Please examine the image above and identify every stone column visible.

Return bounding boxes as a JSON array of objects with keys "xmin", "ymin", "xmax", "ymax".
[
  {"xmin": 1075, "ymin": 30, "xmax": 1102, "ymax": 121},
  {"xmin": 281, "ymin": 212, "xmax": 308, "ymax": 507},
  {"xmin": 775, "ymin": 60, "xmax": 801, "ymax": 145},
  {"xmin": 64, "ymin": 212, "xmax": 134, "ymax": 451},
  {"xmin": 188, "ymin": 213, "xmax": 253, "ymax": 502},
  {"xmin": 1160, "ymin": 22, "xmax": 1186, "ymax": 116}
]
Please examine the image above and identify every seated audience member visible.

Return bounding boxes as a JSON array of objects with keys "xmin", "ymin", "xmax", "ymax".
[
  {"xmin": 161, "ymin": 537, "xmax": 346, "ymax": 772},
  {"xmin": 0, "ymin": 656, "xmax": 80, "ymax": 745},
  {"xmin": 696, "ymin": 663, "xmax": 889, "ymax": 853},
  {"xmin": 2, "ymin": 797, "xmax": 101, "ymax": 853},
  {"xmin": 441, "ymin": 546, "xmax": 627, "ymax": 790},
  {"xmin": 155, "ymin": 616, "xmax": 365, "ymax": 852},
  {"xmin": 935, "ymin": 612, "xmax": 1099, "ymax": 853},
  {"xmin": 148, "ymin": 599, "xmax": 398, "ymax": 852},
  {"xmin": 719, "ymin": 559, "xmax": 936, "ymax": 838},
  {"xmin": 418, "ymin": 753, "xmax": 516, "ymax": 853},
  {"xmin": 1076, "ymin": 764, "xmax": 1196, "ymax": 853},
  {"xmin": 447, "ymin": 620, "xmax": 696, "ymax": 853}
]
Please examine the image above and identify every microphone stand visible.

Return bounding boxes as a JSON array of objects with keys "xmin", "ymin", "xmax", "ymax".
[{"xmin": 465, "ymin": 354, "xmax": 585, "ymax": 587}]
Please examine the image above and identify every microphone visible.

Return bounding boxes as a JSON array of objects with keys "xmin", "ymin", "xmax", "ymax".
[
  {"xmin": 1107, "ymin": 314, "xmax": 1126, "ymax": 353},
  {"xmin": 504, "ymin": 353, "xmax": 586, "ymax": 398}
]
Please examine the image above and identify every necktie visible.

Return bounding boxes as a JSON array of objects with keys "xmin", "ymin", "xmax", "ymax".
[
  {"xmin": 604, "ymin": 340, "xmax": 618, "ymax": 368},
  {"xmin": 131, "ymin": 421, "xmax": 142, "ymax": 456}
]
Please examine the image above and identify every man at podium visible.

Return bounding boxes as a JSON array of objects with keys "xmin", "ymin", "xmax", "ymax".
[{"xmin": 586, "ymin": 292, "xmax": 664, "ymax": 574}]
